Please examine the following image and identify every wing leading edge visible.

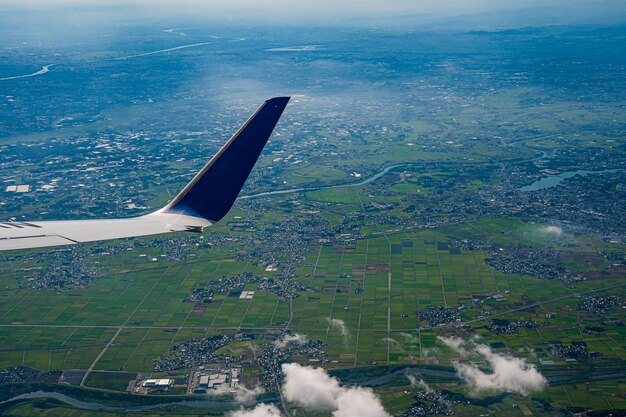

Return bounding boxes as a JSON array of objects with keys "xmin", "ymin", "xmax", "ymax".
[{"xmin": 0, "ymin": 97, "xmax": 290, "ymax": 251}]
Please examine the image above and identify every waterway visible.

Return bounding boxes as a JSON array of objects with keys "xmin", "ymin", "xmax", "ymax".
[
  {"xmin": 240, "ymin": 162, "xmax": 621, "ymax": 200},
  {"xmin": 352, "ymin": 367, "xmax": 458, "ymax": 387},
  {"xmin": 0, "ymin": 391, "xmax": 236, "ymax": 412},
  {"xmin": 0, "ymin": 64, "xmax": 54, "ymax": 81},
  {"xmin": 3, "ymin": 367, "xmax": 625, "ymax": 411},
  {"xmin": 115, "ymin": 43, "xmax": 211, "ymax": 60},
  {"xmin": 240, "ymin": 162, "xmax": 420, "ymax": 200},
  {"xmin": 520, "ymin": 169, "xmax": 620, "ymax": 192}
]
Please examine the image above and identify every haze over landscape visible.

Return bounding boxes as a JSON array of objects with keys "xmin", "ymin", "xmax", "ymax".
[{"xmin": 0, "ymin": 1, "xmax": 625, "ymax": 416}]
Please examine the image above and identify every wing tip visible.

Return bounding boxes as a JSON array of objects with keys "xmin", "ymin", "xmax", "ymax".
[
  {"xmin": 160, "ymin": 96, "xmax": 291, "ymax": 223},
  {"xmin": 266, "ymin": 96, "xmax": 291, "ymax": 106}
]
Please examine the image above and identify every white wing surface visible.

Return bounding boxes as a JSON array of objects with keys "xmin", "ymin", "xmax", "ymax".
[{"xmin": 0, "ymin": 97, "xmax": 290, "ymax": 251}]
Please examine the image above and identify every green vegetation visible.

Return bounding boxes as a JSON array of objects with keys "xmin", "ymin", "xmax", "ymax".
[
  {"xmin": 84, "ymin": 372, "xmax": 136, "ymax": 392},
  {"xmin": 1, "ymin": 16, "xmax": 625, "ymax": 417}
]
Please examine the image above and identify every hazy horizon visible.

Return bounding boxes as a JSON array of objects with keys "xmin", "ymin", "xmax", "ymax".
[{"xmin": 0, "ymin": 0, "xmax": 625, "ymax": 28}]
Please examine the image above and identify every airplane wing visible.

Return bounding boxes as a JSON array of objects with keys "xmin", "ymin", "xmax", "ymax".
[{"xmin": 0, "ymin": 96, "xmax": 290, "ymax": 251}]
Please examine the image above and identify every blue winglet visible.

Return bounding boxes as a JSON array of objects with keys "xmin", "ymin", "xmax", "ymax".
[{"xmin": 162, "ymin": 97, "xmax": 290, "ymax": 222}]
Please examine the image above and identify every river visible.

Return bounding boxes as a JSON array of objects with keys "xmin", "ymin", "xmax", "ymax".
[
  {"xmin": 0, "ymin": 391, "xmax": 237, "ymax": 412},
  {"xmin": 520, "ymin": 169, "xmax": 620, "ymax": 192},
  {"xmin": 240, "ymin": 162, "xmax": 421, "ymax": 200},
  {"xmin": 0, "ymin": 64, "xmax": 54, "ymax": 81},
  {"xmin": 241, "ymin": 164, "xmax": 622, "ymax": 199}
]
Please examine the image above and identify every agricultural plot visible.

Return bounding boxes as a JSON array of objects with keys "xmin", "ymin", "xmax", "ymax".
[{"xmin": 3, "ymin": 224, "xmax": 621, "ymax": 378}]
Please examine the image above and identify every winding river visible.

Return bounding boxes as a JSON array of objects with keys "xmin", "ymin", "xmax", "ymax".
[
  {"xmin": 0, "ymin": 391, "xmax": 237, "ymax": 412},
  {"xmin": 248, "ymin": 161, "xmax": 622, "ymax": 198},
  {"xmin": 240, "ymin": 162, "xmax": 420, "ymax": 200},
  {"xmin": 0, "ymin": 64, "xmax": 54, "ymax": 81}
]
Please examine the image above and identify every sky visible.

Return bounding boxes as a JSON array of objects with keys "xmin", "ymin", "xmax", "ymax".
[
  {"xmin": 4, "ymin": 0, "xmax": 575, "ymax": 13},
  {"xmin": 1, "ymin": 0, "xmax": 625, "ymax": 23},
  {"xmin": 0, "ymin": 0, "xmax": 625, "ymax": 28}
]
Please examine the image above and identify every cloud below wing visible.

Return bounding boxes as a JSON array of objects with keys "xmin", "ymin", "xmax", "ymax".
[
  {"xmin": 438, "ymin": 336, "xmax": 547, "ymax": 396},
  {"xmin": 282, "ymin": 363, "xmax": 340, "ymax": 410},
  {"xmin": 274, "ymin": 333, "xmax": 308, "ymax": 349},
  {"xmin": 326, "ymin": 317, "xmax": 349, "ymax": 336},
  {"xmin": 333, "ymin": 387, "xmax": 390, "ymax": 417},
  {"xmin": 455, "ymin": 345, "xmax": 547, "ymax": 396},
  {"xmin": 229, "ymin": 404, "xmax": 282, "ymax": 417},
  {"xmin": 209, "ymin": 383, "xmax": 265, "ymax": 404},
  {"xmin": 281, "ymin": 363, "xmax": 389, "ymax": 417}
]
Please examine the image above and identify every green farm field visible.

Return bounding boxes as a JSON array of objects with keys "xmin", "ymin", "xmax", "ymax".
[{"xmin": 1, "ymin": 223, "xmax": 624, "ymax": 380}]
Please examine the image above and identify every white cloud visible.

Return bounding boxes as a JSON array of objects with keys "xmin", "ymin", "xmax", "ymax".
[
  {"xmin": 282, "ymin": 363, "xmax": 338, "ymax": 410},
  {"xmin": 438, "ymin": 336, "xmax": 547, "ymax": 396},
  {"xmin": 229, "ymin": 404, "xmax": 282, "ymax": 417},
  {"xmin": 541, "ymin": 225, "xmax": 563, "ymax": 236},
  {"xmin": 407, "ymin": 374, "xmax": 428, "ymax": 389},
  {"xmin": 281, "ymin": 363, "xmax": 390, "ymax": 417},
  {"xmin": 234, "ymin": 386, "xmax": 266, "ymax": 404},
  {"xmin": 400, "ymin": 332, "xmax": 419, "ymax": 344},
  {"xmin": 274, "ymin": 333, "xmax": 308, "ymax": 349},
  {"xmin": 381, "ymin": 337, "xmax": 399, "ymax": 346},
  {"xmin": 209, "ymin": 384, "xmax": 265, "ymax": 405},
  {"xmin": 421, "ymin": 347, "xmax": 437, "ymax": 357},
  {"xmin": 454, "ymin": 345, "xmax": 547, "ymax": 396},
  {"xmin": 326, "ymin": 317, "xmax": 349, "ymax": 336},
  {"xmin": 437, "ymin": 336, "xmax": 470, "ymax": 356},
  {"xmin": 334, "ymin": 387, "xmax": 390, "ymax": 417}
]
